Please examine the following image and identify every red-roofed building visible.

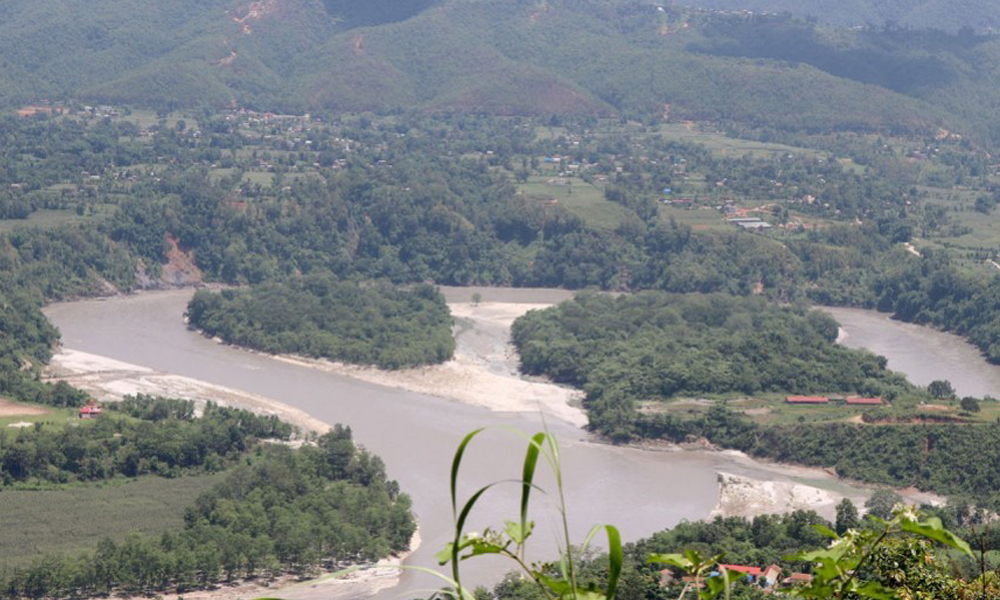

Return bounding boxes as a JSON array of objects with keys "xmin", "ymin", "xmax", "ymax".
[
  {"xmin": 847, "ymin": 397, "xmax": 884, "ymax": 405},
  {"xmin": 786, "ymin": 396, "xmax": 829, "ymax": 404},
  {"xmin": 719, "ymin": 564, "xmax": 762, "ymax": 578},
  {"xmin": 79, "ymin": 400, "xmax": 103, "ymax": 419}
]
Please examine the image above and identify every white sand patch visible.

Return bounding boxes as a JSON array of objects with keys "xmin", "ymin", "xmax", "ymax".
[
  {"xmin": 44, "ymin": 350, "xmax": 329, "ymax": 435},
  {"xmin": 711, "ymin": 472, "xmax": 841, "ymax": 519},
  {"xmin": 46, "ymin": 348, "xmax": 154, "ymax": 376}
]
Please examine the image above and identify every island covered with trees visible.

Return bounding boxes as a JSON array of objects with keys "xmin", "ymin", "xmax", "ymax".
[
  {"xmin": 512, "ymin": 292, "xmax": 915, "ymax": 412},
  {"xmin": 186, "ymin": 277, "xmax": 455, "ymax": 369}
]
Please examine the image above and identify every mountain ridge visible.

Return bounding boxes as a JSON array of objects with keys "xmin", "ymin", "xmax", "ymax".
[{"xmin": 3, "ymin": 0, "xmax": 1000, "ymax": 141}]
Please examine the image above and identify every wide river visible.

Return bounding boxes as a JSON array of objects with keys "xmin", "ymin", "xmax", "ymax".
[{"xmin": 43, "ymin": 291, "xmax": 1000, "ymax": 598}]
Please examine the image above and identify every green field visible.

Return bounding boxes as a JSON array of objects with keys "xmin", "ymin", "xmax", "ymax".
[
  {"xmin": 911, "ymin": 185, "xmax": 1000, "ymax": 274},
  {"xmin": 242, "ymin": 171, "xmax": 275, "ymax": 187},
  {"xmin": 0, "ymin": 401, "xmax": 76, "ymax": 430},
  {"xmin": 0, "ymin": 209, "xmax": 100, "ymax": 233},
  {"xmin": 654, "ymin": 123, "xmax": 828, "ymax": 161},
  {"xmin": 0, "ymin": 473, "xmax": 227, "ymax": 567},
  {"xmin": 517, "ymin": 176, "xmax": 632, "ymax": 230},
  {"xmin": 647, "ymin": 395, "xmax": 1000, "ymax": 427}
]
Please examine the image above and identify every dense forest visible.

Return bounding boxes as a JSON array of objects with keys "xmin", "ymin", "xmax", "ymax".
[
  {"xmin": 512, "ymin": 292, "xmax": 916, "ymax": 437},
  {"xmin": 0, "ymin": 396, "xmax": 415, "ymax": 598},
  {"xmin": 187, "ymin": 278, "xmax": 455, "ymax": 369}
]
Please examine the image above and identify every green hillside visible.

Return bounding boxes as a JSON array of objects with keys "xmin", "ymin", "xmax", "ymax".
[
  {"xmin": 681, "ymin": 0, "xmax": 1000, "ymax": 32},
  {"xmin": 3, "ymin": 0, "xmax": 1000, "ymax": 139}
]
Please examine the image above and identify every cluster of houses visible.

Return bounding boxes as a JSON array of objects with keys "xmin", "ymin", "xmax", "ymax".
[
  {"xmin": 786, "ymin": 396, "xmax": 884, "ymax": 406},
  {"xmin": 661, "ymin": 563, "xmax": 813, "ymax": 593},
  {"xmin": 79, "ymin": 400, "xmax": 103, "ymax": 419}
]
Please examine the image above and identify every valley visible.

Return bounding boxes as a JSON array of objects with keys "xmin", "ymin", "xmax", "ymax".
[{"xmin": 3, "ymin": 1, "xmax": 1000, "ymax": 597}]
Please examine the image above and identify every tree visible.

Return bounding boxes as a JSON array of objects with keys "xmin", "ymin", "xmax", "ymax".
[
  {"xmin": 835, "ymin": 498, "xmax": 860, "ymax": 534},
  {"xmin": 960, "ymin": 396, "xmax": 981, "ymax": 413},
  {"xmin": 865, "ymin": 489, "xmax": 904, "ymax": 520},
  {"xmin": 928, "ymin": 380, "xmax": 955, "ymax": 399}
]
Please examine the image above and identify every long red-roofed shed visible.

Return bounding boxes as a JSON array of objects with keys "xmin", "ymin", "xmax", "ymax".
[
  {"xmin": 846, "ymin": 397, "xmax": 883, "ymax": 405},
  {"xmin": 719, "ymin": 565, "xmax": 763, "ymax": 576}
]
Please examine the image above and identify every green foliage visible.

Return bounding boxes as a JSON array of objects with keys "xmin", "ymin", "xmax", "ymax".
[
  {"xmin": 787, "ymin": 508, "xmax": 972, "ymax": 599},
  {"xmin": 632, "ymin": 404, "xmax": 1000, "ymax": 510},
  {"xmin": 436, "ymin": 428, "xmax": 622, "ymax": 600},
  {"xmin": 0, "ymin": 407, "xmax": 415, "ymax": 598},
  {"xmin": 835, "ymin": 499, "xmax": 861, "ymax": 535},
  {"xmin": 187, "ymin": 277, "xmax": 455, "ymax": 369},
  {"xmin": 960, "ymin": 396, "xmax": 981, "ymax": 413},
  {"xmin": 0, "ymin": 0, "xmax": 996, "ymax": 140},
  {"xmin": 681, "ymin": 0, "xmax": 1000, "ymax": 32},
  {"xmin": 928, "ymin": 380, "xmax": 956, "ymax": 399},
  {"xmin": 866, "ymin": 490, "xmax": 905, "ymax": 522}
]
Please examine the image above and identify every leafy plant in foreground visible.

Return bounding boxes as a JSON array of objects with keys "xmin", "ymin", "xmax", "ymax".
[{"xmin": 431, "ymin": 428, "xmax": 623, "ymax": 600}]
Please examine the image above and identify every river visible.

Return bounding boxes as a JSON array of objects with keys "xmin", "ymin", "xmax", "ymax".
[
  {"xmin": 825, "ymin": 307, "xmax": 1000, "ymax": 398},
  {"xmin": 42, "ymin": 290, "xmax": 974, "ymax": 599}
]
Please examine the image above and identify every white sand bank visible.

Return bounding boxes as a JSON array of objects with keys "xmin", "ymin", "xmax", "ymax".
[
  {"xmin": 45, "ymin": 349, "xmax": 330, "ymax": 434},
  {"xmin": 712, "ymin": 472, "xmax": 843, "ymax": 519},
  {"xmin": 243, "ymin": 300, "xmax": 588, "ymax": 428}
]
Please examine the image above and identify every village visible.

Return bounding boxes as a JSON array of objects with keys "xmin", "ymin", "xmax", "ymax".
[{"xmin": 660, "ymin": 563, "xmax": 813, "ymax": 595}]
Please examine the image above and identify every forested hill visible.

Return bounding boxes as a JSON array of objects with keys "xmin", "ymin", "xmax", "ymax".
[
  {"xmin": 7, "ymin": 0, "xmax": 1000, "ymax": 140},
  {"xmin": 681, "ymin": 0, "xmax": 1000, "ymax": 32}
]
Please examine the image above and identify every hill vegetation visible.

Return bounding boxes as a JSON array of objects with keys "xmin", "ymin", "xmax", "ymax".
[
  {"xmin": 186, "ymin": 278, "xmax": 455, "ymax": 369},
  {"xmin": 681, "ymin": 0, "xmax": 1000, "ymax": 32},
  {"xmin": 5, "ymin": 1, "xmax": 1000, "ymax": 141}
]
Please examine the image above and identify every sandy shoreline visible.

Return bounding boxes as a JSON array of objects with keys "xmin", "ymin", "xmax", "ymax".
[{"xmin": 261, "ymin": 301, "xmax": 587, "ymax": 428}]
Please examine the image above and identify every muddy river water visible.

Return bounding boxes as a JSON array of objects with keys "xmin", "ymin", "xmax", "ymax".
[{"xmin": 42, "ymin": 291, "xmax": 1000, "ymax": 598}]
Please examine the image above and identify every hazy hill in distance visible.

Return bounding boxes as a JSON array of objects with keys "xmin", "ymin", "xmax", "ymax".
[
  {"xmin": 679, "ymin": 0, "xmax": 1000, "ymax": 32},
  {"xmin": 5, "ymin": 0, "xmax": 1000, "ymax": 141}
]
